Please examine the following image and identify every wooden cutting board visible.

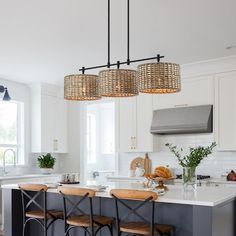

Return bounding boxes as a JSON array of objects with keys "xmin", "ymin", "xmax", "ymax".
[
  {"xmin": 130, "ymin": 157, "xmax": 144, "ymax": 170},
  {"xmin": 130, "ymin": 153, "xmax": 152, "ymax": 175}
]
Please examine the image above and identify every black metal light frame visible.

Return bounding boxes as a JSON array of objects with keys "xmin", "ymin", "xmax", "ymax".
[
  {"xmin": 79, "ymin": 0, "xmax": 164, "ymax": 74},
  {"xmin": 0, "ymin": 85, "xmax": 11, "ymax": 101}
]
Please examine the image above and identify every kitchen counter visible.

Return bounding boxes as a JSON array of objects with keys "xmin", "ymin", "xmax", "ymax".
[
  {"xmin": 0, "ymin": 173, "xmax": 60, "ymax": 181},
  {"xmin": 2, "ymin": 181, "xmax": 236, "ymax": 236},
  {"xmin": 2, "ymin": 181, "xmax": 236, "ymax": 207},
  {"xmin": 106, "ymin": 174, "xmax": 236, "ymax": 186},
  {"xmin": 106, "ymin": 175, "xmax": 144, "ymax": 181}
]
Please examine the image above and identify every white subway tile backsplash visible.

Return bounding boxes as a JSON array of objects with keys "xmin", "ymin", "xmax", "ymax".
[{"xmin": 118, "ymin": 134, "xmax": 236, "ymax": 178}]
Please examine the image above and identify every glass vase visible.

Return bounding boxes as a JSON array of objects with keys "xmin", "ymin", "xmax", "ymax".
[{"xmin": 182, "ymin": 167, "xmax": 197, "ymax": 191}]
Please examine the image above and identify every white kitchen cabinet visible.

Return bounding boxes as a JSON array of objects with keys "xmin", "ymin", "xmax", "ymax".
[
  {"xmin": 119, "ymin": 97, "xmax": 136, "ymax": 152},
  {"xmin": 119, "ymin": 94, "xmax": 157, "ymax": 152},
  {"xmin": 215, "ymin": 72, "xmax": 236, "ymax": 151},
  {"xmin": 31, "ymin": 83, "xmax": 68, "ymax": 153},
  {"xmin": 153, "ymin": 76, "xmax": 214, "ymax": 110},
  {"xmin": 136, "ymin": 94, "xmax": 155, "ymax": 152}
]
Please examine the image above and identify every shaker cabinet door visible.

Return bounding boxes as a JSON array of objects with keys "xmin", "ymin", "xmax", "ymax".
[
  {"xmin": 119, "ymin": 97, "xmax": 137, "ymax": 152},
  {"xmin": 31, "ymin": 83, "xmax": 68, "ymax": 153},
  {"xmin": 215, "ymin": 72, "xmax": 236, "ymax": 151},
  {"xmin": 153, "ymin": 76, "xmax": 214, "ymax": 110},
  {"xmin": 54, "ymin": 97, "xmax": 68, "ymax": 153},
  {"xmin": 119, "ymin": 94, "xmax": 157, "ymax": 153},
  {"xmin": 136, "ymin": 94, "xmax": 154, "ymax": 152}
]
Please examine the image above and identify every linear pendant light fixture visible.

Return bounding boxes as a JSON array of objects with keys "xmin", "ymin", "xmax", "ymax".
[{"xmin": 64, "ymin": 0, "xmax": 181, "ymax": 101}]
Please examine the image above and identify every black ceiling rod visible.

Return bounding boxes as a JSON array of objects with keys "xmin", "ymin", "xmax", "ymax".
[
  {"xmin": 78, "ymin": 55, "xmax": 165, "ymax": 72},
  {"xmin": 107, "ymin": 0, "xmax": 111, "ymax": 68},
  {"xmin": 127, "ymin": 0, "xmax": 130, "ymax": 65},
  {"xmin": 117, "ymin": 61, "xmax": 120, "ymax": 69},
  {"xmin": 78, "ymin": 0, "xmax": 165, "ymax": 73},
  {"xmin": 82, "ymin": 67, "xmax": 85, "ymax": 74}
]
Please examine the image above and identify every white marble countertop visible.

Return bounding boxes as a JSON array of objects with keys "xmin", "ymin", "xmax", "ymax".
[
  {"xmin": 106, "ymin": 176, "xmax": 145, "ymax": 181},
  {"xmin": 2, "ymin": 180, "xmax": 236, "ymax": 207},
  {"xmin": 106, "ymin": 175, "xmax": 236, "ymax": 185},
  {"xmin": 0, "ymin": 173, "xmax": 60, "ymax": 181}
]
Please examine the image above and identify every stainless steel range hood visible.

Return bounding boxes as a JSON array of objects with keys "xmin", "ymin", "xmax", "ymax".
[{"xmin": 151, "ymin": 105, "xmax": 213, "ymax": 135}]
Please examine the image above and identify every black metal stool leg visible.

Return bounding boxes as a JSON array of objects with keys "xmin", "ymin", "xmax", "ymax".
[
  {"xmin": 110, "ymin": 226, "xmax": 114, "ymax": 236},
  {"xmin": 44, "ymin": 219, "xmax": 47, "ymax": 236},
  {"xmin": 65, "ymin": 226, "xmax": 70, "ymax": 236},
  {"xmin": 107, "ymin": 224, "xmax": 113, "ymax": 236},
  {"xmin": 91, "ymin": 226, "xmax": 95, "ymax": 236},
  {"xmin": 22, "ymin": 223, "xmax": 26, "ymax": 236},
  {"xmin": 44, "ymin": 227, "xmax": 47, "ymax": 236}
]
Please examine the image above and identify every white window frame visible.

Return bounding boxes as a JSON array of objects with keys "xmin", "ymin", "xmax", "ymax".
[
  {"xmin": 0, "ymin": 101, "xmax": 25, "ymax": 166},
  {"xmin": 79, "ymin": 98, "xmax": 119, "ymax": 181}
]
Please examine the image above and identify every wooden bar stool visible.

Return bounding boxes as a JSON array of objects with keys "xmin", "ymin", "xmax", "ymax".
[
  {"xmin": 19, "ymin": 183, "xmax": 63, "ymax": 236},
  {"xmin": 58, "ymin": 186, "xmax": 113, "ymax": 236},
  {"xmin": 110, "ymin": 189, "xmax": 175, "ymax": 236}
]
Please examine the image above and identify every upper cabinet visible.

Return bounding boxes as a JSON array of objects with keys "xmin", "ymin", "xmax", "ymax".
[
  {"xmin": 119, "ymin": 96, "xmax": 136, "ymax": 152},
  {"xmin": 119, "ymin": 94, "xmax": 157, "ymax": 153},
  {"xmin": 215, "ymin": 72, "xmax": 236, "ymax": 151},
  {"xmin": 153, "ymin": 76, "xmax": 214, "ymax": 110},
  {"xmin": 30, "ymin": 83, "xmax": 68, "ymax": 153}
]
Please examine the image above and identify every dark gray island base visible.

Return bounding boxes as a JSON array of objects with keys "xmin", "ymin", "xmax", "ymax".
[{"xmin": 3, "ymin": 188, "xmax": 235, "ymax": 236}]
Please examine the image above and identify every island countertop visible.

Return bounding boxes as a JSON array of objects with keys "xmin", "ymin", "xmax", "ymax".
[{"xmin": 2, "ymin": 181, "xmax": 236, "ymax": 207}]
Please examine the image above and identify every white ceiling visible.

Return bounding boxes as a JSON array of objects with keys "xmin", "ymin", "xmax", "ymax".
[{"xmin": 0, "ymin": 0, "xmax": 236, "ymax": 85}]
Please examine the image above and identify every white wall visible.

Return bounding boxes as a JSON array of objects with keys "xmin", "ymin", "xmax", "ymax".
[
  {"xmin": 118, "ymin": 133, "xmax": 236, "ymax": 178},
  {"xmin": 118, "ymin": 55, "xmax": 236, "ymax": 178}
]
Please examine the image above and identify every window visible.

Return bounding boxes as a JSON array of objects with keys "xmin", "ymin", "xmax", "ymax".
[
  {"xmin": 82, "ymin": 101, "xmax": 116, "ymax": 178},
  {"xmin": 0, "ymin": 101, "xmax": 24, "ymax": 166},
  {"xmin": 86, "ymin": 113, "xmax": 96, "ymax": 164}
]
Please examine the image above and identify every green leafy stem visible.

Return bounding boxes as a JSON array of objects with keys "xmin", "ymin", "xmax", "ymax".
[
  {"xmin": 165, "ymin": 142, "xmax": 217, "ymax": 168},
  {"xmin": 37, "ymin": 153, "xmax": 56, "ymax": 169}
]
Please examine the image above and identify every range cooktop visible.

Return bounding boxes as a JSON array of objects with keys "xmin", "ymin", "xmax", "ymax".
[{"xmin": 176, "ymin": 174, "xmax": 211, "ymax": 180}]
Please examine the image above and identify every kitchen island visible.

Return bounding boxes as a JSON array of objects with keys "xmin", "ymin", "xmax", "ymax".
[{"xmin": 2, "ymin": 181, "xmax": 236, "ymax": 236}]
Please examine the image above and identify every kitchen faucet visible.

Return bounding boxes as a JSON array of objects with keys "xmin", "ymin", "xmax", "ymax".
[
  {"xmin": 92, "ymin": 171, "xmax": 100, "ymax": 179},
  {"xmin": 3, "ymin": 149, "xmax": 16, "ymax": 175}
]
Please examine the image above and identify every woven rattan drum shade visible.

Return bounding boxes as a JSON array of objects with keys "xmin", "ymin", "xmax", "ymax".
[
  {"xmin": 138, "ymin": 63, "xmax": 181, "ymax": 94},
  {"xmin": 99, "ymin": 69, "xmax": 138, "ymax": 97},
  {"xmin": 64, "ymin": 74, "xmax": 101, "ymax": 101}
]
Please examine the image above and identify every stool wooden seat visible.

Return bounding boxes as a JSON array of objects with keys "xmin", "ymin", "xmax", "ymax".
[
  {"xmin": 25, "ymin": 210, "xmax": 63, "ymax": 219},
  {"xmin": 110, "ymin": 189, "xmax": 175, "ymax": 236},
  {"xmin": 19, "ymin": 183, "xmax": 63, "ymax": 236},
  {"xmin": 120, "ymin": 222, "xmax": 174, "ymax": 235},
  {"xmin": 58, "ymin": 186, "xmax": 113, "ymax": 236},
  {"xmin": 67, "ymin": 215, "xmax": 113, "ymax": 227}
]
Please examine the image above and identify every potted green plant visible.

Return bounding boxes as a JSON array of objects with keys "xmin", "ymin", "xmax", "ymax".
[
  {"xmin": 37, "ymin": 153, "xmax": 56, "ymax": 174},
  {"xmin": 166, "ymin": 142, "xmax": 216, "ymax": 190}
]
